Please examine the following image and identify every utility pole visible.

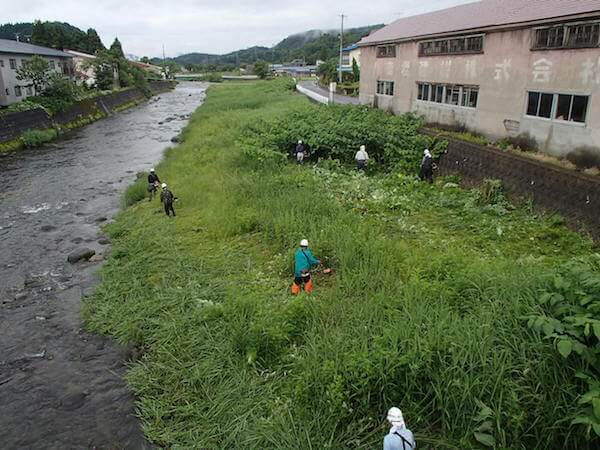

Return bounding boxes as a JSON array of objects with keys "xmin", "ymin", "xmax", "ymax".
[
  {"xmin": 162, "ymin": 44, "xmax": 167, "ymax": 79},
  {"xmin": 338, "ymin": 14, "xmax": 346, "ymax": 84}
]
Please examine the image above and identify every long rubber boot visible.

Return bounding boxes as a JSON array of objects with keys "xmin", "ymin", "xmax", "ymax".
[
  {"xmin": 304, "ymin": 279, "xmax": 314, "ymax": 294},
  {"xmin": 291, "ymin": 282, "xmax": 301, "ymax": 295}
]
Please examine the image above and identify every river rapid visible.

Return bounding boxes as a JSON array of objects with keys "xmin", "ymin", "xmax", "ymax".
[{"xmin": 0, "ymin": 82, "xmax": 207, "ymax": 449}]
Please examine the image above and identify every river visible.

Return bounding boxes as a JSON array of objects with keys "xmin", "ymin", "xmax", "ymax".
[{"xmin": 0, "ymin": 82, "xmax": 207, "ymax": 449}]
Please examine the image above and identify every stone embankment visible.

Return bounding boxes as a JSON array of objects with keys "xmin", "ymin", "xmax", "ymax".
[{"xmin": 0, "ymin": 80, "xmax": 176, "ymax": 145}]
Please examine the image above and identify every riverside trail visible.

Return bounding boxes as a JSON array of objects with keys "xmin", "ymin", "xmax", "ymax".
[{"xmin": 0, "ymin": 82, "xmax": 206, "ymax": 449}]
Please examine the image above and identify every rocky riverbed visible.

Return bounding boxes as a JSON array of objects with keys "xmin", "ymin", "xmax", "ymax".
[{"xmin": 0, "ymin": 82, "xmax": 206, "ymax": 448}]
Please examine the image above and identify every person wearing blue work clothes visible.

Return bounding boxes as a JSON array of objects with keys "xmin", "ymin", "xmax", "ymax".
[
  {"xmin": 291, "ymin": 239, "xmax": 320, "ymax": 295},
  {"xmin": 383, "ymin": 407, "xmax": 416, "ymax": 450}
]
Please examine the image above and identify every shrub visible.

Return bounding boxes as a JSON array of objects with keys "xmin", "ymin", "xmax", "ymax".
[
  {"xmin": 498, "ymin": 133, "xmax": 538, "ymax": 153},
  {"xmin": 239, "ymin": 104, "xmax": 447, "ymax": 173},
  {"xmin": 567, "ymin": 146, "xmax": 600, "ymax": 169},
  {"xmin": 20, "ymin": 128, "xmax": 58, "ymax": 148}
]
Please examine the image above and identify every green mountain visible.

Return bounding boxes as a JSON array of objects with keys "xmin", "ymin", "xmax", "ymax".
[
  {"xmin": 0, "ymin": 21, "xmax": 105, "ymax": 54},
  {"xmin": 159, "ymin": 24, "xmax": 384, "ymax": 70}
]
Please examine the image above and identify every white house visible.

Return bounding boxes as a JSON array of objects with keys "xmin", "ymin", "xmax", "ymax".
[{"xmin": 0, "ymin": 39, "xmax": 73, "ymax": 107}]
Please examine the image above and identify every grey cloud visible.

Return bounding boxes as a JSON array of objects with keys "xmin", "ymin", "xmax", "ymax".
[{"xmin": 4, "ymin": 0, "xmax": 476, "ymax": 56}]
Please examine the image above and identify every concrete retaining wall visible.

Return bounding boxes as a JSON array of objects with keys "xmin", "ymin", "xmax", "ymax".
[
  {"xmin": 430, "ymin": 130, "xmax": 600, "ymax": 240},
  {"xmin": 0, "ymin": 81, "xmax": 175, "ymax": 143},
  {"xmin": 296, "ymin": 84, "xmax": 329, "ymax": 105}
]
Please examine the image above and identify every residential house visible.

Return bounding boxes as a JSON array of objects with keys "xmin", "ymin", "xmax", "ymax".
[
  {"xmin": 0, "ymin": 39, "xmax": 73, "ymax": 106},
  {"xmin": 359, "ymin": 0, "xmax": 600, "ymax": 158},
  {"xmin": 341, "ymin": 43, "xmax": 361, "ymax": 69},
  {"xmin": 64, "ymin": 49, "xmax": 98, "ymax": 87}
]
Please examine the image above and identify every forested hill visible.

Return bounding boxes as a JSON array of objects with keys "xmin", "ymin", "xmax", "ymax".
[
  {"xmin": 0, "ymin": 21, "xmax": 105, "ymax": 54},
  {"xmin": 162, "ymin": 24, "xmax": 384, "ymax": 69}
]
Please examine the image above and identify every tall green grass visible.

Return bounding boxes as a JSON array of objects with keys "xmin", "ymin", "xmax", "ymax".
[{"xmin": 85, "ymin": 80, "xmax": 598, "ymax": 449}]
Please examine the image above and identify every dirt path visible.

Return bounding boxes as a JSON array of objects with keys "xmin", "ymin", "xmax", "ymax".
[{"xmin": 0, "ymin": 82, "xmax": 206, "ymax": 449}]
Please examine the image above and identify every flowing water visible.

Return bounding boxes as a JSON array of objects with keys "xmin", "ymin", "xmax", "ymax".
[{"xmin": 0, "ymin": 82, "xmax": 207, "ymax": 449}]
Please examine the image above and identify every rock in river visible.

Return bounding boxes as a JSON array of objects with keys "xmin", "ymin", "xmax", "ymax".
[{"xmin": 67, "ymin": 248, "xmax": 96, "ymax": 264}]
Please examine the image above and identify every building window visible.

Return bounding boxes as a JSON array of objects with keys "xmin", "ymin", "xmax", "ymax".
[
  {"xmin": 376, "ymin": 45, "xmax": 396, "ymax": 58},
  {"xmin": 49, "ymin": 60, "xmax": 55, "ymax": 70},
  {"xmin": 26, "ymin": 86, "xmax": 33, "ymax": 96},
  {"xmin": 5, "ymin": 88, "xmax": 9, "ymax": 96},
  {"xmin": 15, "ymin": 86, "xmax": 22, "ymax": 97},
  {"xmin": 533, "ymin": 21, "xmax": 600, "ymax": 50},
  {"xmin": 9, "ymin": 58, "xmax": 17, "ymax": 69},
  {"xmin": 419, "ymin": 35, "xmax": 483, "ymax": 56},
  {"xmin": 376, "ymin": 80, "xmax": 395, "ymax": 96},
  {"xmin": 416, "ymin": 82, "xmax": 479, "ymax": 108},
  {"xmin": 526, "ymin": 91, "xmax": 589, "ymax": 123},
  {"xmin": 0, "ymin": 59, "xmax": 4, "ymax": 67}
]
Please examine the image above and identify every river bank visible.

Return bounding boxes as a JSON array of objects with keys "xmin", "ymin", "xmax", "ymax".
[
  {"xmin": 0, "ymin": 82, "xmax": 207, "ymax": 448},
  {"xmin": 85, "ymin": 80, "xmax": 598, "ymax": 448},
  {"xmin": 0, "ymin": 80, "xmax": 176, "ymax": 153}
]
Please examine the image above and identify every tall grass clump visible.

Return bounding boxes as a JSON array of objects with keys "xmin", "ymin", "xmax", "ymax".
[
  {"xmin": 85, "ymin": 79, "xmax": 599, "ymax": 449},
  {"xmin": 123, "ymin": 173, "xmax": 149, "ymax": 206},
  {"xmin": 20, "ymin": 128, "xmax": 58, "ymax": 148}
]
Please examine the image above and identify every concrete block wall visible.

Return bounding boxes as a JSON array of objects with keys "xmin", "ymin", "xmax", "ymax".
[
  {"xmin": 432, "ymin": 132, "xmax": 600, "ymax": 241},
  {"xmin": 0, "ymin": 81, "xmax": 176, "ymax": 143}
]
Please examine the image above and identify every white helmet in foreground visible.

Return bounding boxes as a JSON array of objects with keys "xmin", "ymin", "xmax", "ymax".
[
  {"xmin": 300, "ymin": 239, "xmax": 309, "ymax": 247},
  {"xmin": 150, "ymin": 168, "xmax": 155, "ymax": 172},
  {"xmin": 161, "ymin": 183, "xmax": 167, "ymax": 189},
  {"xmin": 387, "ymin": 407, "xmax": 405, "ymax": 428}
]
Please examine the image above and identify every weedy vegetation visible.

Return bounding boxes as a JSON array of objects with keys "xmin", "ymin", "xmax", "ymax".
[{"xmin": 85, "ymin": 80, "xmax": 599, "ymax": 449}]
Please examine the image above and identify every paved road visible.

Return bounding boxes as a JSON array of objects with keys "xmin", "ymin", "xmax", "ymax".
[
  {"xmin": 298, "ymin": 80, "xmax": 361, "ymax": 105},
  {"xmin": 0, "ymin": 82, "xmax": 207, "ymax": 449}
]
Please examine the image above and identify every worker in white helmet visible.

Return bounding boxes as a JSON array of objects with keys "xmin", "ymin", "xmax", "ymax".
[
  {"xmin": 160, "ymin": 183, "xmax": 176, "ymax": 217},
  {"xmin": 383, "ymin": 407, "xmax": 416, "ymax": 450},
  {"xmin": 355, "ymin": 144, "xmax": 369, "ymax": 171},
  {"xmin": 294, "ymin": 140, "xmax": 306, "ymax": 164},
  {"xmin": 147, "ymin": 168, "xmax": 161, "ymax": 201},
  {"xmin": 291, "ymin": 239, "xmax": 320, "ymax": 295}
]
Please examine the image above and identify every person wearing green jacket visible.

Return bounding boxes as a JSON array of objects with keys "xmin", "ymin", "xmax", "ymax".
[{"xmin": 292, "ymin": 239, "xmax": 321, "ymax": 295}]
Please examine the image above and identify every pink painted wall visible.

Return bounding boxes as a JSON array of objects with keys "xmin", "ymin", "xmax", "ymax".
[{"xmin": 359, "ymin": 26, "xmax": 600, "ymax": 158}]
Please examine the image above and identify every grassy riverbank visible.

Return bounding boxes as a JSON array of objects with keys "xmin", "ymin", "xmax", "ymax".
[{"xmin": 85, "ymin": 80, "xmax": 599, "ymax": 449}]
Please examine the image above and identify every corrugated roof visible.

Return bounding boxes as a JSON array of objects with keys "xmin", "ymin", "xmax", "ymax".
[
  {"xmin": 360, "ymin": 0, "xmax": 600, "ymax": 45},
  {"xmin": 0, "ymin": 39, "xmax": 73, "ymax": 58}
]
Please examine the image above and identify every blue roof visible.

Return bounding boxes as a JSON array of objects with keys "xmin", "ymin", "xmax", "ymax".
[{"xmin": 342, "ymin": 43, "xmax": 359, "ymax": 52}]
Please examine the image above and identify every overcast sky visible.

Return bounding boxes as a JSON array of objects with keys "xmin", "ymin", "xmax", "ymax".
[{"xmin": 5, "ymin": 0, "xmax": 476, "ymax": 57}]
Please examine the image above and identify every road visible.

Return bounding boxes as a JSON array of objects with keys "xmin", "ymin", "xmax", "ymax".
[
  {"xmin": 297, "ymin": 80, "xmax": 361, "ymax": 105},
  {"xmin": 0, "ymin": 82, "xmax": 207, "ymax": 449}
]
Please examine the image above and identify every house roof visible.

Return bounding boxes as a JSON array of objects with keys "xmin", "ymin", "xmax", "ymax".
[
  {"xmin": 360, "ymin": 0, "xmax": 600, "ymax": 46},
  {"xmin": 342, "ymin": 43, "xmax": 359, "ymax": 52},
  {"xmin": 0, "ymin": 39, "xmax": 73, "ymax": 58},
  {"xmin": 64, "ymin": 49, "xmax": 96, "ymax": 59}
]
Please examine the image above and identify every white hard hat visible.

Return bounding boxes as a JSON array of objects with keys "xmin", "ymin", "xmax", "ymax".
[
  {"xmin": 161, "ymin": 183, "xmax": 167, "ymax": 188},
  {"xmin": 360, "ymin": 145, "xmax": 366, "ymax": 151},
  {"xmin": 387, "ymin": 407, "xmax": 405, "ymax": 427},
  {"xmin": 298, "ymin": 140, "xmax": 303, "ymax": 144},
  {"xmin": 300, "ymin": 239, "xmax": 309, "ymax": 247},
  {"xmin": 150, "ymin": 168, "xmax": 155, "ymax": 172}
]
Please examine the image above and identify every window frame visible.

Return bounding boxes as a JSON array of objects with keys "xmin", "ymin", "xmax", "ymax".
[
  {"xmin": 532, "ymin": 20, "xmax": 600, "ymax": 50},
  {"xmin": 524, "ymin": 90, "xmax": 590, "ymax": 126},
  {"xmin": 376, "ymin": 45, "xmax": 397, "ymax": 58},
  {"xmin": 9, "ymin": 58, "xmax": 17, "ymax": 69},
  {"xmin": 419, "ymin": 34, "xmax": 484, "ymax": 57},
  {"xmin": 416, "ymin": 82, "xmax": 479, "ymax": 109},
  {"xmin": 376, "ymin": 80, "xmax": 395, "ymax": 96},
  {"xmin": 14, "ymin": 85, "xmax": 22, "ymax": 97}
]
